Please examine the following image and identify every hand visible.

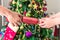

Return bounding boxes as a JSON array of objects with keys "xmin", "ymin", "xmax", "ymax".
[
  {"xmin": 50, "ymin": 12, "xmax": 60, "ymax": 19},
  {"xmin": 7, "ymin": 12, "xmax": 22, "ymax": 26},
  {"xmin": 39, "ymin": 18, "xmax": 55, "ymax": 28},
  {"xmin": 0, "ymin": 6, "xmax": 23, "ymax": 26}
]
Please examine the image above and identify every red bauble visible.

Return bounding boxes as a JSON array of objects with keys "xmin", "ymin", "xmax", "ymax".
[
  {"xmin": 42, "ymin": 7, "xmax": 47, "ymax": 11},
  {"xmin": 23, "ymin": 11, "xmax": 26, "ymax": 16}
]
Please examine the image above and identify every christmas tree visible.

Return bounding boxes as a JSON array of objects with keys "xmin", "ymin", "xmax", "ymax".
[
  {"xmin": 9, "ymin": 0, "xmax": 53, "ymax": 40},
  {"xmin": 1, "ymin": 0, "xmax": 58, "ymax": 40}
]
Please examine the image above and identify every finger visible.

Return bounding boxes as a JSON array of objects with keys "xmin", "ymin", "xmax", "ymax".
[
  {"xmin": 40, "ymin": 25, "xmax": 46, "ymax": 28},
  {"xmin": 14, "ymin": 19, "xmax": 20, "ymax": 25},
  {"xmin": 41, "ymin": 25, "xmax": 50, "ymax": 29},
  {"xmin": 14, "ymin": 21, "xmax": 21, "ymax": 26},
  {"xmin": 13, "ymin": 22, "xmax": 18, "ymax": 27},
  {"xmin": 39, "ymin": 19, "xmax": 45, "ymax": 24},
  {"xmin": 39, "ymin": 24, "xmax": 45, "ymax": 27},
  {"xmin": 19, "ymin": 19, "xmax": 22, "ymax": 23},
  {"xmin": 40, "ymin": 26, "xmax": 46, "ymax": 28},
  {"xmin": 14, "ymin": 19, "xmax": 21, "ymax": 26},
  {"xmin": 39, "ymin": 23, "xmax": 51, "ymax": 28},
  {"xmin": 46, "ymin": 26, "xmax": 51, "ymax": 28},
  {"xmin": 41, "ymin": 18, "xmax": 46, "ymax": 20},
  {"xmin": 16, "ymin": 18, "xmax": 22, "ymax": 23},
  {"xmin": 17, "ymin": 22, "xmax": 21, "ymax": 26},
  {"xmin": 17, "ymin": 17, "xmax": 22, "ymax": 23},
  {"xmin": 41, "ymin": 18, "xmax": 49, "ymax": 21},
  {"xmin": 39, "ymin": 22, "xmax": 45, "ymax": 25},
  {"xmin": 10, "ymin": 22, "xmax": 15, "ymax": 26},
  {"xmin": 18, "ymin": 14, "xmax": 22, "ymax": 16},
  {"xmin": 18, "ymin": 14, "xmax": 23, "ymax": 20}
]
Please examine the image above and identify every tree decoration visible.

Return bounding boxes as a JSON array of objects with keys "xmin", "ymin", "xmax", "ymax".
[
  {"xmin": 25, "ymin": 31, "xmax": 32, "ymax": 38},
  {"xmin": 2, "ymin": 0, "xmax": 58, "ymax": 40}
]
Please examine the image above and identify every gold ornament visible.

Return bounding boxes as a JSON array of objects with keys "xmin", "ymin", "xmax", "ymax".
[
  {"xmin": 20, "ymin": 32, "xmax": 22, "ymax": 34},
  {"xmin": 20, "ymin": 26, "xmax": 24, "ymax": 30},
  {"xmin": 40, "ymin": 10, "xmax": 43, "ymax": 12},
  {"xmin": 18, "ymin": 39, "xmax": 20, "ymax": 40},
  {"xmin": 28, "ymin": 4, "xmax": 32, "ymax": 8},
  {"xmin": 32, "ymin": 0, "xmax": 35, "ymax": 4},
  {"xmin": 44, "ymin": 38, "xmax": 50, "ymax": 40},
  {"xmin": 37, "ymin": 11, "xmax": 40, "ymax": 13},
  {"xmin": 43, "ymin": 0, "xmax": 46, "ymax": 4},
  {"xmin": 40, "ymin": 6, "xmax": 42, "ymax": 8},
  {"xmin": 26, "ymin": 13, "xmax": 31, "ymax": 17},
  {"xmin": 21, "ymin": 11, "xmax": 23, "ymax": 13},
  {"xmin": 12, "ymin": 8, "xmax": 14, "ymax": 11},
  {"xmin": 12, "ymin": 1, "xmax": 16, "ymax": 4},
  {"xmin": 33, "ymin": 4, "xmax": 37, "ymax": 9},
  {"xmin": 28, "ymin": 11, "xmax": 31, "ymax": 13},
  {"xmin": 16, "ymin": 8, "xmax": 18, "ymax": 12},
  {"xmin": 19, "ymin": 4, "xmax": 22, "ymax": 7},
  {"xmin": 37, "ymin": 29, "xmax": 40, "ymax": 32},
  {"xmin": 44, "ymin": 39, "xmax": 46, "ymax": 40},
  {"xmin": 26, "ymin": 11, "xmax": 31, "ymax": 17}
]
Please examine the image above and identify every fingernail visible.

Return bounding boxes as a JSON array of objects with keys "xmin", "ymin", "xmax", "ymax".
[{"xmin": 18, "ymin": 22, "xmax": 21, "ymax": 25}]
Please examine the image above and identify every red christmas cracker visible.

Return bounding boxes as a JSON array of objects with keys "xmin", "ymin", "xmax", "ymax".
[{"xmin": 22, "ymin": 16, "xmax": 38, "ymax": 24}]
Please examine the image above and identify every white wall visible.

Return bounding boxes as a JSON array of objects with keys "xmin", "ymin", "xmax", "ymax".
[
  {"xmin": 46, "ymin": 0, "xmax": 60, "ymax": 13},
  {"xmin": 3, "ymin": 0, "xmax": 10, "ymax": 8},
  {"xmin": 0, "ymin": 0, "xmax": 1, "ymax": 5}
]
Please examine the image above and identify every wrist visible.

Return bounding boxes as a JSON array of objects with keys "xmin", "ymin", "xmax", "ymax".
[
  {"xmin": 4, "ymin": 12, "xmax": 11, "ymax": 18},
  {"xmin": 0, "ymin": 6, "xmax": 12, "ymax": 17},
  {"xmin": 49, "ymin": 12, "xmax": 60, "ymax": 19},
  {"xmin": 51, "ymin": 19, "xmax": 56, "ymax": 26},
  {"xmin": 53, "ymin": 18, "xmax": 60, "ymax": 25},
  {"xmin": 49, "ymin": 15, "xmax": 55, "ymax": 19}
]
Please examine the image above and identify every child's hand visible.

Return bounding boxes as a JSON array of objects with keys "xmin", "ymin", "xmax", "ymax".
[{"xmin": 39, "ymin": 18, "xmax": 55, "ymax": 28}]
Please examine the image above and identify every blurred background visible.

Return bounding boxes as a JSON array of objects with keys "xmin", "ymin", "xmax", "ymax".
[{"xmin": 0, "ymin": 0, "xmax": 59, "ymax": 39}]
